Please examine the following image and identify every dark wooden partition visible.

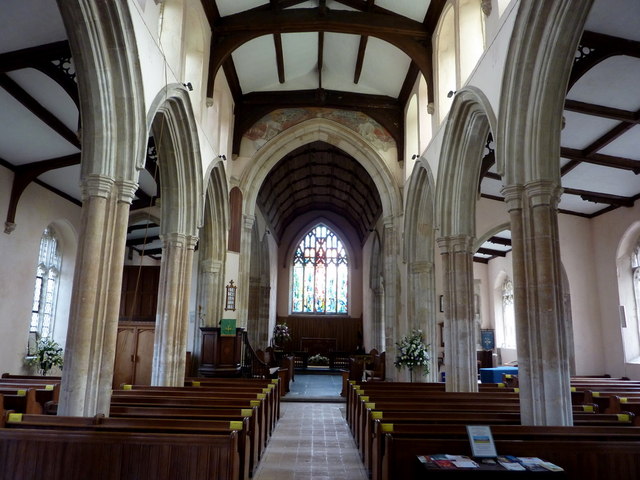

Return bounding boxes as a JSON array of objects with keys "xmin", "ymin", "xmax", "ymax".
[{"xmin": 279, "ymin": 316, "xmax": 363, "ymax": 353}]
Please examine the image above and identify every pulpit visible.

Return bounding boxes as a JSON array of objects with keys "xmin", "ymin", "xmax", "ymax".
[{"xmin": 198, "ymin": 327, "xmax": 244, "ymax": 377}]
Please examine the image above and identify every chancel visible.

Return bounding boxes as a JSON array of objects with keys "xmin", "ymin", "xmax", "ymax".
[{"xmin": 2, "ymin": 0, "xmax": 640, "ymax": 479}]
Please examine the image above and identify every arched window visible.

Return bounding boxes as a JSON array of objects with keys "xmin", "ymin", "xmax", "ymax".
[
  {"xmin": 291, "ymin": 225, "xmax": 348, "ymax": 314},
  {"xmin": 501, "ymin": 277, "xmax": 516, "ymax": 348},
  {"xmin": 31, "ymin": 227, "xmax": 62, "ymax": 338},
  {"xmin": 631, "ymin": 242, "xmax": 640, "ymax": 328}
]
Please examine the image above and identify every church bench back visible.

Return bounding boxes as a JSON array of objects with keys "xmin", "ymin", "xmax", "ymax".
[
  {"xmin": 0, "ymin": 427, "xmax": 240, "ymax": 480},
  {"xmin": 378, "ymin": 425, "xmax": 640, "ymax": 480},
  {"xmin": 3, "ymin": 413, "xmax": 251, "ymax": 480},
  {"xmin": 112, "ymin": 389, "xmax": 274, "ymax": 442},
  {"xmin": 113, "ymin": 384, "xmax": 279, "ymax": 432},
  {"xmin": 110, "ymin": 395, "xmax": 270, "ymax": 454},
  {"xmin": 109, "ymin": 405, "xmax": 261, "ymax": 473}
]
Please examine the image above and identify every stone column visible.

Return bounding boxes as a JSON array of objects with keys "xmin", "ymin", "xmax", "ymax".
[
  {"xmin": 58, "ymin": 176, "xmax": 137, "ymax": 416},
  {"xmin": 382, "ymin": 219, "xmax": 399, "ymax": 381},
  {"xmin": 437, "ymin": 234, "xmax": 477, "ymax": 392},
  {"xmin": 152, "ymin": 232, "xmax": 198, "ymax": 386},
  {"xmin": 409, "ymin": 261, "xmax": 438, "ymax": 382},
  {"xmin": 371, "ymin": 286, "xmax": 384, "ymax": 351},
  {"xmin": 236, "ymin": 214, "xmax": 256, "ymax": 329},
  {"xmin": 503, "ymin": 182, "xmax": 572, "ymax": 425}
]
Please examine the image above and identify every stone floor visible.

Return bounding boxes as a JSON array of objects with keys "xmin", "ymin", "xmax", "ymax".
[
  {"xmin": 284, "ymin": 373, "xmax": 343, "ymax": 402},
  {"xmin": 252, "ymin": 402, "xmax": 368, "ymax": 480}
]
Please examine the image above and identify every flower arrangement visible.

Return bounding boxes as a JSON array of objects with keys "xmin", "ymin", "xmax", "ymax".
[
  {"xmin": 394, "ymin": 329, "xmax": 430, "ymax": 380},
  {"xmin": 272, "ymin": 323, "xmax": 291, "ymax": 347},
  {"xmin": 308, "ymin": 354, "xmax": 330, "ymax": 366},
  {"xmin": 25, "ymin": 337, "xmax": 64, "ymax": 376}
]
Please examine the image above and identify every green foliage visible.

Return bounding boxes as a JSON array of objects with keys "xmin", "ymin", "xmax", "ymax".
[
  {"xmin": 26, "ymin": 337, "xmax": 64, "ymax": 376},
  {"xmin": 394, "ymin": 329, "xmax": 430, "ymax": 374}
]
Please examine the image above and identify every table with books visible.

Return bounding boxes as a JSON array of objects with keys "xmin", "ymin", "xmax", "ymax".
[{"xmin": 415, "ymin": 455, "xmax": 567, "ymax": 478}]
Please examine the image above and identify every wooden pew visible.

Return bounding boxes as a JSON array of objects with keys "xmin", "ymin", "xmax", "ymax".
[
  {"xmin": 361, "ymin": 409, "xmax": 635, "ymax": 473},
  {"xmin": 0, "ymin": 427, "xmax": 240, "ymax": 480},
  {"xmin": 116, "ymin": 382, "xmax": 279, "ymax": 435},
  {"xmin": 0, "ymin": 388, "xmax": 41, "ymax": 414},
  {"xmin": 366, "ymin": 412, "xmax": 636, "ymax": 476},
  {"xmin": 109, "ymin": 405, "xmax": 261, "ymax": 474},
  {"xmin": 0, "ymin": 382, "xmax": 60, "ymax": 410},
  {"xmin": 110, "ymin": 394, "xmax": 270, "ymax": 457},
  {"xmin": 377, "ymin": 424, "xmax": 640, "ymax": 480},
  {"xmin": 3, "ymin": 412, "xmax": 251, "ymax": 480}
]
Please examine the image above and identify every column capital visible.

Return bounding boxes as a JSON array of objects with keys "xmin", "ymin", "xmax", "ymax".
[
  {"xmin": 501, "ymin": 184, "xmax": 524, "ymax": 212},
  {"xmin": 436, "ymin": 234, "xmax": 474, "ymax": 254},
  {"xmin": 161, "ymin": 232, "xmax": 197, "ymax": 249},
  {"xmin": 115, "ymin": 179, "xmax": 139, "ymax": 204},
  {"xmin": 525, "ymin": 180, "xmax": 563, "ymax": 208},
  {"xmin": 242, "ymin": 214, "xmax": 255, "ymax": 230},
  {"xmin": 411, "ymin": 261, "xmax": 434, "ymax": 274},
  {"xmin": 200, "ymin": 258, "xmax": 222, "ymax": 273},
  {"xmin": 82, "ymin": 174, "xmax": 115, "ymax": 200}
]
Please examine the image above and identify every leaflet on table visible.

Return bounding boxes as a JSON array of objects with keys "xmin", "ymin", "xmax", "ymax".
[
  {"xmin": 517, "ymin": 457, "xmax": 564, "ymax": 472},
  {"xmin": 419, "ymin": 455, "xmax": 479, "ymax": 468}
]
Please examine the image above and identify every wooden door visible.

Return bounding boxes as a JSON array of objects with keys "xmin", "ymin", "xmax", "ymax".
[
  {"xmin": 134, "ymin": 326, "xmax": 155, "ymax": 384},
  {"xmin": 112, "ymin": 322, "xmax": 155, "ymax": 388}
]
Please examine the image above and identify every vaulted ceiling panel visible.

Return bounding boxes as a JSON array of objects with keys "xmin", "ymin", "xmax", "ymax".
[
  {"xmin": 38, "ymin": 165, "xmax": 81, "ymax": 199},
  {"xmin": 561, "ymin": 110, "xmax": 620, "ymax": 150},
  {"xmin": 584, "ymin": 0, "xmax": 640, "ymax": 41},
  {"xmin": 563, "ymin": 163, "xmax": 640, "ymax": 197},
  {"xmin": 7, "ymin": 69, "xmax": 78, "ymax": 131},
  {"xmin": 598, "ymin": 125, "xmax": 640, "ymax": 160},
  {"xmin": 376, "ymin": 0, "xmax": 430, "ymax": 22},
  {"xmin": 216, "ymin": 0, "xmax": 266, "ymax": 17},
  {"xmin": 567, "ymin": 56, "xmax": 640, "ymax": 111},
  {"xmin": 357, "ymin": 37, "xmax": 412, "ymax": 97},
  {"xmin": 558, "ymin": 194, "xmax": 608, "ymax": 215},
  {"xmin": 0, "ymin": 88, "xmax": 77, "ymax": 164},
  {"xmin": 0, "ymin": 0, "xmax": 66, "ymax": 54},
  {"xmin": 281, "ymin": 32, "xmax": 318, "ymax": 87},
  {"xmin": 231, "ymin": 36, "xmax": 280, "ymax": 93}
]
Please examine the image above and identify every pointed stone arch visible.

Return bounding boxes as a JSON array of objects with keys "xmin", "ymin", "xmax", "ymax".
[
  {"xmin": 193, "ymin": 161, "xmax": 229, "ymax": 373},
  {"xmin": 435, "ymin": 86, "xmax": 496, "ymax": 392},
  {"xmin": 147, "ymin": 86, "xmax": 204, "ymax": 386},
  {"xmin": 56, "ymin": 0, "xmax": 147, "ymax": 416},
  {"xmin": 403, "ymin": 161, "xmax": 438, "ymax": 381},
  {"xmin": 238, "ymin": 118, "xmax": 402, "ymax": 341},
  {"xmin": 497, "ymin": 0, "xmax": 593, "ymax": 425}
]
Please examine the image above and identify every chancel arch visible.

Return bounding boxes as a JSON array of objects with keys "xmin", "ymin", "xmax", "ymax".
[{"xmin": 238, "ymin": 118, "xmax": 402, "ymax": 366}]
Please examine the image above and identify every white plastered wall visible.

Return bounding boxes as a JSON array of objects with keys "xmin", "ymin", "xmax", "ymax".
[{"xmin": 0, "ymin": 167, "xmax": 81, "ymax": 373}]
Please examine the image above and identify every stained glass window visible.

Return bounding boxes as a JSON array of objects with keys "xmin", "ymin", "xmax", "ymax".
[
  {"xmin": 291, "ymin": 225, "xmax": 348, "ymax": 314},
  {"xmin": 31, "ymin": 227, "xmax": 61, "ymax": 338}
]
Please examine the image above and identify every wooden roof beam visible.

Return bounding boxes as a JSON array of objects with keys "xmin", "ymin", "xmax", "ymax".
[
  {"xmin": 273, "ymin": 34, "xmax": 286, "ymax": 84},
  {"xmin": 561, "ymin": 147, "xmax": 640, "ymax": 174}
]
